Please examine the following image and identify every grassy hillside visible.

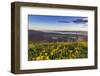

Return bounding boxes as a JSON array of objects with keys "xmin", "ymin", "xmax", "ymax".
[{"xmin": 28, "ymin": 41, "xmax": 88, "ymax": 61}]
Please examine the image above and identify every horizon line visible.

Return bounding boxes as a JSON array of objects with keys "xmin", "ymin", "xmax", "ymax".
[{"xmin": 28, "ymin": 29, "xmax": 88, "ymax": 32}]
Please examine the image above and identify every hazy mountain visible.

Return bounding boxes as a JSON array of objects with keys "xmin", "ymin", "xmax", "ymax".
[{"xmin": 28, "ymin": 30, "xmax": 88, "ymax": 43}]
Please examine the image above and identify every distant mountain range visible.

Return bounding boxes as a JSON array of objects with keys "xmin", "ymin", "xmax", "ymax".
[{"xmin": 28, "ymin": 30, "xmax": 88, "ymax": 43}]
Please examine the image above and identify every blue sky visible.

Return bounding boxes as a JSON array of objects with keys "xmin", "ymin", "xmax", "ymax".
[{"xmin": 28, "ymin": 15, "xmax": 88, "ymax": 31}]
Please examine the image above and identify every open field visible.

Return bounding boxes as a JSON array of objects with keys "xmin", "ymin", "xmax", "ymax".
[{"xmin": 28, "ymin": 41, "xmax": 88, "ymax": 61}]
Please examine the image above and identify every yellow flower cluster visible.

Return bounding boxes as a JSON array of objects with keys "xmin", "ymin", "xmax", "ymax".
[{"xmin": 28, "ymin": 41, "xmax": 88, "ymax": 61}]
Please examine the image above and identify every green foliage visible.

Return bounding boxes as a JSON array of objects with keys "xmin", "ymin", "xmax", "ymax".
[{"xmin": 28, "ymin": 41, "xmax": 88, "ymax": 61}]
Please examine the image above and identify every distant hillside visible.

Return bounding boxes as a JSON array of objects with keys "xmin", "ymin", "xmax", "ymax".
[{"xmin": 28, "ymin": 30, "xmax": 88, "ymax": 43}]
